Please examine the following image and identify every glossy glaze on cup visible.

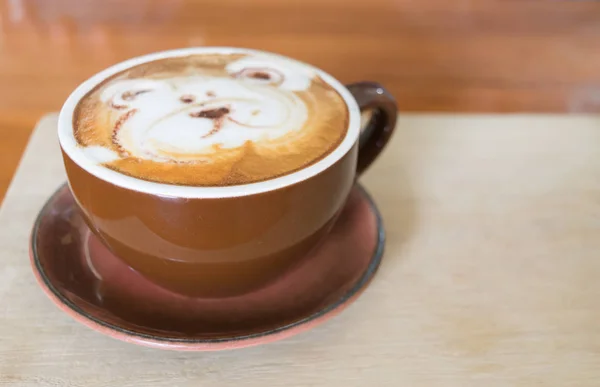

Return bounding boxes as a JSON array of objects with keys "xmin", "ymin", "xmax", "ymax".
[
  {"xmin": 64, "ymin": 146, "xmax": 356, "ymax": 296},
  {"xmin": 59, "ymin": 48, "xmax": 397, "ymax": 297}
]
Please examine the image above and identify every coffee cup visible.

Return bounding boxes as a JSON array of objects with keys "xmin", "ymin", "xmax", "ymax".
[{"xmin": 58, "ymin": 47, "xmax": 397, "ymax": 297}]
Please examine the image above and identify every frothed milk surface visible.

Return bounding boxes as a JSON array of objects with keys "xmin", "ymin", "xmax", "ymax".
[{"xmin": 73, "ymin": 53, "xmax": 348, "ymax": 186}]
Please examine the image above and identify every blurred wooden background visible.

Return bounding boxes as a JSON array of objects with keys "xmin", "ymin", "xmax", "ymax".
[{"xmin": 1, "ymin": 0, "xmax": 600, "ymax": 199}]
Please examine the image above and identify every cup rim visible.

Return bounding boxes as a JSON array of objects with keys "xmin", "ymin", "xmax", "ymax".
[{"xmin": 58, "ymin": 47, "xmax": 360, "ymax": 199}]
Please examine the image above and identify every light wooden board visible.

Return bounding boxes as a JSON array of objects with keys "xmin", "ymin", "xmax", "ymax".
[{"xmin": 1, "ymin": 114, "xmax": 600, "ymax": 386}]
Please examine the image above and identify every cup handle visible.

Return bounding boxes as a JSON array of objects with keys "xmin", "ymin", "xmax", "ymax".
[{"xmin": 346, "ymin": 82, "xmax": 398, "ymax": 176}]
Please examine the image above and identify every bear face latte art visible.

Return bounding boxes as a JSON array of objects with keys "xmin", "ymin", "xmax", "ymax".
[{"xmin": 73, "ymin": 53, "xmax": 349, "ymax": 186}]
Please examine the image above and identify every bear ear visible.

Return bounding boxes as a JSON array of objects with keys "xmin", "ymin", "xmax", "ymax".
[
  {"xmin": 230, "ymin": 67, "xmax": 285, "ymax": 88},
  {"xmin": 100, "ymin": 79, "xmax": 169, "ymax": 109},
  {"xmin": 225, "ymin": 57, "xmax": 314, "ymax": 92}
]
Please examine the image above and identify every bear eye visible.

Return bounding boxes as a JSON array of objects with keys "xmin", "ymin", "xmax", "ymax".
[{"xmin": 180, "ymin": 95, "xmax": 195, "ymax": 104}]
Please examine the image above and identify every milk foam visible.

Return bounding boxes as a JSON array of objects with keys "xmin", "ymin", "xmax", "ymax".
[
  {"xmin": 97, "ymin": 58, "xmax": 314, "ymax": 163},
  {"xmin": 61, "ymin": 48, "xmax": 361, "ymax": 197}
]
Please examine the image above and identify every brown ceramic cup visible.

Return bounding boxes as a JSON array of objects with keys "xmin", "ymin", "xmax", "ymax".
[{"xmin": 58, "ymin": 48, "xmax": 397, "ymax": 297}]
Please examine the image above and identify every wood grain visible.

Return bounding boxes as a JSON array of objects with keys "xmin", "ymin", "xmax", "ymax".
[
  {"xmin": 0, "ymin": 0, "xmax": 600, "ymax": 199},
  {"xmin": 1, "ymin": 114, "xmax": 600, "ymax": 386}
]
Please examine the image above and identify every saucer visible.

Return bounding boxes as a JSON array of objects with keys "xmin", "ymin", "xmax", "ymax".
[{"xmin": 30, "ymin": 183, "xmax": 385, "ymax": 351}]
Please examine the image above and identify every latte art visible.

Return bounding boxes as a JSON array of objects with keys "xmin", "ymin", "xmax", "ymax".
[
  {"xmin": 74, "ymin": 53, "xmax": 348, "ymax": 186},
  {"xmin": 100, "ymin": 76, "xmax": 310, "ymax": 163}
]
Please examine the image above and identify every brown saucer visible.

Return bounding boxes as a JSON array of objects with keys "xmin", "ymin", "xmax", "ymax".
[{"xmin": 30, "ymin": 183, "xmax": 384, "ymax": 351}]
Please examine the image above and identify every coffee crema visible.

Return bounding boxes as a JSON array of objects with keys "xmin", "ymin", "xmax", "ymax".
[{"xmin": 73, "ymin": 53, "xmax": 349, "ymax": 186}]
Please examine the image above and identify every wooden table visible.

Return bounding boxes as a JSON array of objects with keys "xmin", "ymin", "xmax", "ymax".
[
  {"xmin": 0, "ymin": 0, "xmax": 599, "ymax": 200},
  {"xmin": 2, "ymin": 114, "xmax": 599, "ymax": 386}
]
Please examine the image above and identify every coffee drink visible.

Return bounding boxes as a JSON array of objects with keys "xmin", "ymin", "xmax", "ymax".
[
  {"xmin": 73, "ymin": 53, "xmax": 349, "ymax": 186},
  {"xmin": 59, "ymin": 47, "xmax": 397, "ymax": 296}
]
